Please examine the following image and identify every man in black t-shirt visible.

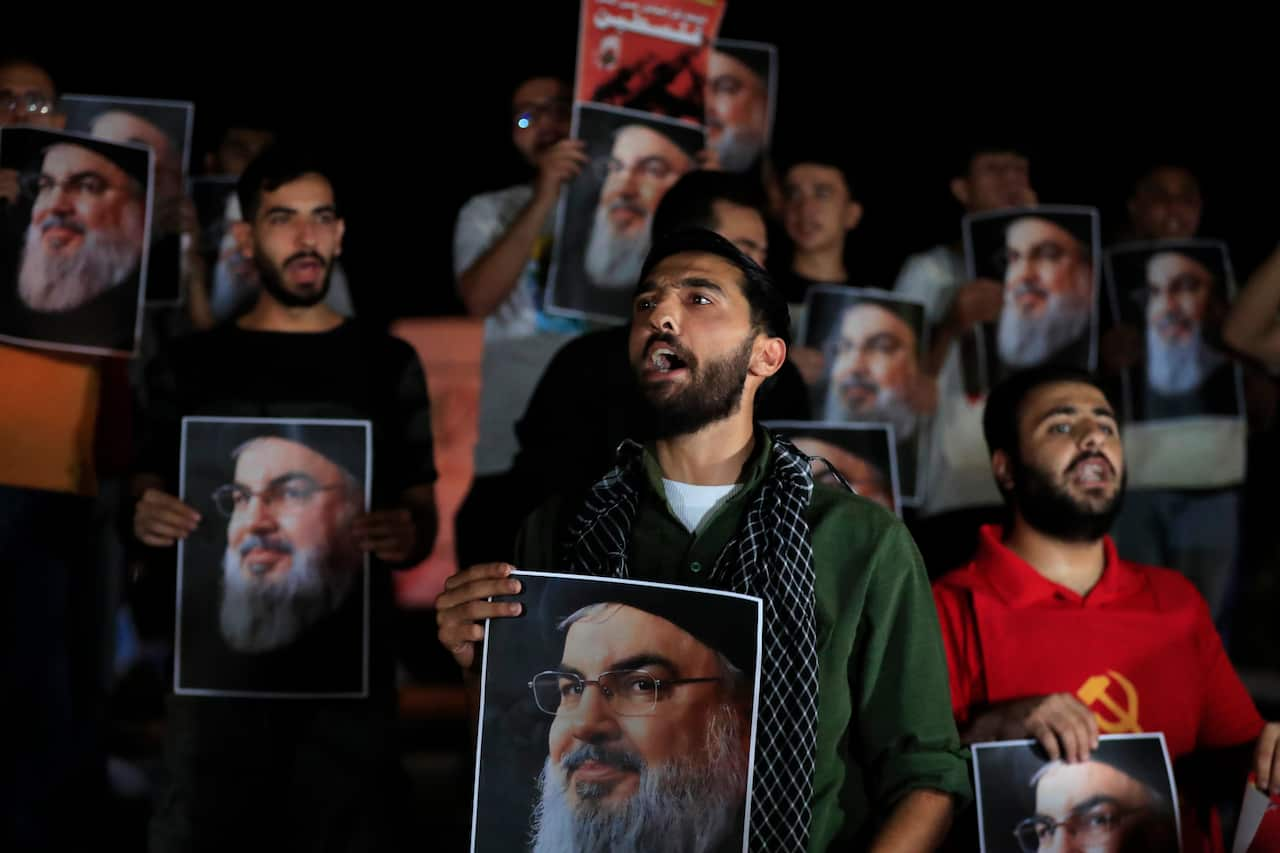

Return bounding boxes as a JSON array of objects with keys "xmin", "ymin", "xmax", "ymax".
[{"xmin": 132, "ymin": 143, "xmax": 437, "ymax": 853}]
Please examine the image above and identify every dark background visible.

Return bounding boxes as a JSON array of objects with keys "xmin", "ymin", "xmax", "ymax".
[{"xmin": 20, "ymin": 13, "xmax": 1278, "ymax": 329}]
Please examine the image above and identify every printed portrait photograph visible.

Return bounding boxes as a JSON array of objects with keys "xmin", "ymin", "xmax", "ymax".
[
  {"xmin": 61, "ymin": 94, "xmax": 194, "ymax": 304},
  {"xmin": 763, "ymin": 420, "xmax": 900, "ymax": 514},
  {"xmin": 1106, "ymin": 239, "xmax": 1243, "ymax": 422},
  {"xmin": 472, "ymin": 571, "xmax": 762, "ymax": 853},
  {"xmin": 964, "ymin": 205, "xmax": 1101, "ymax": 390},
  {"xmin": 972, "ymin": 734, "xmax": 1180, "ymax": 853},
  {"xmin": 801, "ymin": 285, "xmax": 927, "ymax": 502},
  {"xmin": 705, "ymin": 39, "xmax": 775, "ymax": 173},
  {"xmin": 0, "ymin": 126, "xmax": 152, "ymax": 356},
  {"xmin": 545, "ymin": 103, "xmax": 705, "ymax": 323},
  {"xmin": 175, "ymin": 417, "xmax": 371, "ymax": 698}
]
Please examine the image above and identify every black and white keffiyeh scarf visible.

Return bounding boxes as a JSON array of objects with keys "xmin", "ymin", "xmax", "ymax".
[{"xmin": 561, "ymin": 433, "xmax": 819, "ymax": 852}]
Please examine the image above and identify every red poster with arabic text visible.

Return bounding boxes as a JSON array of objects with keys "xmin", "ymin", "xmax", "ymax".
[{"xmin": 576, "ymin": 0, "xmax": 727, "ymax": 125}]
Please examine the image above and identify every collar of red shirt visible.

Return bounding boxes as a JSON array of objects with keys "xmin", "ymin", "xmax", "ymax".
[{"xmin": 974, "ymin": 524, "xmax": 1148, "ymax": 608}]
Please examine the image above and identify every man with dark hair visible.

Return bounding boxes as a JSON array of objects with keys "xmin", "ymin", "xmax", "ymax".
[
  {"xmin": 132, "ymin": 143, "xmax": 438, "ymax": 851},
  {"xmin": 894, "ymin": 141, "xmax": 1038, "ymax": 576},
  {"xmin": 931, "ymin": 364, "xmax": 1280, "ymax": 849},
  {"xmin": 1126, "ymin": 163, "xmax": 1203, "ymax": 242},
  {"xmin": 440, "ymin": 228, "xmax": 970, "ymax": 851},
  {"xmin": 775, "ymin": 151, "xmax": 862, "ymax": 307},
  {"xmin": 462, "ymin": 171, "xmax": 809, "ymax": 567}
]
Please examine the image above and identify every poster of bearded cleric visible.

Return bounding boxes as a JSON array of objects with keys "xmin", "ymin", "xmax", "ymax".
[
  {"xmin": 175, "ymin": 417, "xmax": 371, "ymax": 698},
  {"xmin": 576, "ymin": 0, "xmax": 727, "ymax": 125},
  {"xmin": 706, "ymin": 40, "xmax": 776, "ymax": 173},
  {"xmin": 545, "ymin": 103, "xmax": 704, "ymax": 322},
  {"xmin": 801, "ymin": 286, "xmax": 927, "ymax": 504},
  {"xmin": 972, "ymin": 734, "xmax": 1181, "ymax": 853},
  {"xmin": 472, "ymin": 572, "xmax": 762, "ymax": 853},
  {"xmin": 763, "ymin": 420, "xmax": 901, "ymax": 515},
  {"xmin": 60, "ymin": 94, "xmax": 195, "ymax": 305},
  {"xmin": 1106, "ymin": 240, "xmax": 1244, "ymax": 423},
  {"xmin": 0, "ymin": 126, "xmax": 153, "ymax": 356},
  {"xmin": 963, "ymin": 205, "xmax": 1101, "ymax": 391}
]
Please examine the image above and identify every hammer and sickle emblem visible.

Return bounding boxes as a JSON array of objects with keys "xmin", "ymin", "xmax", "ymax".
[{"xmin": 1076, "ymin": 670, "xmax": 1142, "ymax": 733}]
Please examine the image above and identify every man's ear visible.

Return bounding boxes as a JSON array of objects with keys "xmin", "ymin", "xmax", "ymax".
[
  {"xmin": 991, "ymin": 449, "xmax": 1015, "ymax": 492},
  {"xmin": 751, "ymin": 335, "xmax": 787, "ymax": 378},
  {"xmin": 843, "ymin": 200, "xmax": 863, "ymax": 232},
  {"xmin": 231, "ymin": 221, "xmax": 254, "ymax": 258},
  {"xmin": 950, "ymin": 177, "xmax": 971, "ymax": 208},
  {"xmin": 335, "ymin": 217, "xmax": 346, "ymax": 257}
]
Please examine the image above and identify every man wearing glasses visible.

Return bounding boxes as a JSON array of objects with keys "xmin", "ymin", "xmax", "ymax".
[
  {"xmin": 15, "ymin": 140, "xmax": 147, "ymax": 316},
  {"xmin": 212, "ymin": 433, "xmax": 364, "ymax": 653},
  {"xmin": 996, "ymin": 215, "xmax": 1095, "ymax": 372},
  {"xmin": 527, "ymin": 597, "xmax": 753, "ymax": 853},
  {"xmin": 583, "ymin": 123, "xmax": 694, "ymax": 291},
  {"xmin": 1013, "ymin": 755, "xmax": 1177, "ymax": 853}
]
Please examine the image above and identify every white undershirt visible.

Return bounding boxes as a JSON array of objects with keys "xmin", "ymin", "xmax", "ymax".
[{"xmin": 662, "ymin": 479, "xmax": 739, "ymax": 534}]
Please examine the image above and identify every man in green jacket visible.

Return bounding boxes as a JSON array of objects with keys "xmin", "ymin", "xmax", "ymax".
[{"xmin": 437, "ymin": 228, "xmax": 970, "ymax": 851}]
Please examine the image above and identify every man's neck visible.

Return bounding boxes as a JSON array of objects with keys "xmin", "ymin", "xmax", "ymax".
[
  {"xmin": 237, "ymin": 296, "xmax": 344, "ymax": 333},
  {"xmin": 654, "ymin": 410, "xmax": 757, "ymax": 486},
  {"xmin": 1003, "ymin": 515, "xmax": 1107, "ymax": 597},
  {"xmin": 792, "ymin": 246, "xmax": 846, "ymax": 283}
]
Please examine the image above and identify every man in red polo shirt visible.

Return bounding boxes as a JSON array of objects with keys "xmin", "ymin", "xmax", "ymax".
[{"xmin": 931, "ymin": 365, "xmax": 1279, "ymax": 848}]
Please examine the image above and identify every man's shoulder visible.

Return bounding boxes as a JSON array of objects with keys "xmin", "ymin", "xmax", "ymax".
[
  {"xmin": 807, "ymin": 483, "xmax": 915, "ymax": 573},
  {"xmin": 1117, "ymin": 557, "xmax": 1207, "ymax": 611},
  {"xmin": 457, "ymin": 184, "xmax": 534, "ymax": 220}
]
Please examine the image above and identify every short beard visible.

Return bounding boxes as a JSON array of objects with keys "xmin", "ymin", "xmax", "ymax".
[
  {"xmin": 710, "ymin": 124, "xmax": 765, "ymax": 173},
  {"xmin": 253, "ymin": 250, "xmax": 333, "ymax": 309},
  {"xmin": 639, "ymin": 335, "xmax": 754, "ymax": 439},
  {"xmin": 530, "ymin": 705, "xmax": 747, "ymax": 853},
  {"xmin": 1146, "ymin": 323, "xmax": 1224, "ymax": 396},
  {"xmin": 997, "ymin": 290, "xmax": 1090, "ymax": 368},
  {"xmin": 18, "ymin": 210, "xmax": 143, "ymax": 312},
  {"xmin": 1009, "ymin": 454, "xmax": 1124, "ymax": 543},
  {"xmin": 219, "ymin": 539, "xmax": 357, "ymax": 653},
  {"xmin": 822, "ymin": 377, "xmax": 917, "ymax": 441},
  {"xmin": 584, "ymin": 202, "xmax": 650, "ymax": 290}
]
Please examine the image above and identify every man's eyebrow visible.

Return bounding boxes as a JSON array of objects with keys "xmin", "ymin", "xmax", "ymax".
[
  {"xmin": 866, "ymin": 332, "xmax": 903, "ymax": 348},
  {"xmin": 1033, "ymin": 404, "xmax": 1079, "ymax": 426},
  {"xmin": 311, "ymin": 204, "xmax": 338, "ymax": 216},
  {"xmin": 554, "ymin": 664, "xmax": 586, "ymax": 679},
  {"xmin": 637, "ymin": 277, "xmax": 727, "ymax": 296},
  {"xmin": 609, "ymin": 653, "xmax": 681, "ymax": 676},
  {"xmin": 1069, "ymin": 795, "xmax": 1124, "ymax": 815},
  {"xmin": 265, "ymin": 471, "xmax": 320, "ymax": 489},
  {"xmin": 263, "ymin": 205, "xmax": 297, "ymax": 217}
]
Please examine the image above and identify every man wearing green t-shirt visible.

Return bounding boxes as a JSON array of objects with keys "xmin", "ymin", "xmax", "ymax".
[{"xmin": 437, "ymin": 229, "xmax": 969, "ymax": 851}]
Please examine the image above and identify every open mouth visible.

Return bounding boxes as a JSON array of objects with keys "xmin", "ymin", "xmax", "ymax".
[
  {"xmin": 648, "ymin": 345, "xmax": 689, "ymax": 374},
  {"xmin": 1067, "ymin": 454, "xmax": 1114, "ymax": 486}
]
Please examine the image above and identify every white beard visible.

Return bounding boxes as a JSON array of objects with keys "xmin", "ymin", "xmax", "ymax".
[
  {"xmin": 822, "ymin": 377, "xmax": 918, "ymax": 441},
  {"xmin": 530, "ymin": 707, "xmax": 746, "ymax": 853},
  {"xmin": 1146, "ymin": 325, "xmax": 1225, "ymax": 396},
  {"xmin": 710, "ymin": 125, "xmax": 765, "ymax": 173},
  {"xmin": 997, "ymin": 291, "xmax": 1091, "ymax": 368},
  {"xmin": 219, "ymin": 543, "xmax": 357, "ymax": 653},
  {"xmin": 584, "ymin": 203, "xmax": 650, "ymax": 290},
  {"xmin": 17, "ymin": 208, "xmax": 144, "ymax": 313}
]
